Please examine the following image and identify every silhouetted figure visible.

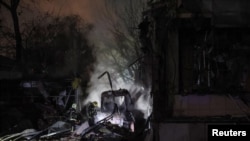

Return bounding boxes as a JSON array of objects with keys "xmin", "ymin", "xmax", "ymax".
[{"xmin": 86, "ymin": 101, "xmax": 98, "ymax": 126}]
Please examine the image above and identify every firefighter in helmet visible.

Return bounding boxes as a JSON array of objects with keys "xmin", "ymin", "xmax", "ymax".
[{"xmin": 86, "ymin": 101, "xmax": 98, "ymax": 126}]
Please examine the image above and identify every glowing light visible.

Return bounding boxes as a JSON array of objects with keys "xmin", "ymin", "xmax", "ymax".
[{"xmin": 95, "ymin": 112, "xmax": 124, "ymax": 127}]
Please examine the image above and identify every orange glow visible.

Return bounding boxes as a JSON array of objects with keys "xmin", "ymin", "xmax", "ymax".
[{"xmin": 35, "ymin": 0, "xmax": 106, "ymax": 23}]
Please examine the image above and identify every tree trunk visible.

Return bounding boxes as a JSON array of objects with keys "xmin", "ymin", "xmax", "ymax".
[
  {"xmin": 0, "ymin": 0, "xmax": 22, "ymax": 62},
  {"xmin": 11, "ymin": 8, "xmax": 22, "ymax": 62}
]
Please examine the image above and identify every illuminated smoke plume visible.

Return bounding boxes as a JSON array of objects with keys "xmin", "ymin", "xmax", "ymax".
[
  {"xmin": 6, "ymin": 0, "xmax": 152, "ymax": 118},
  {"xmin": 50, "ymin": 0, "xmax": 152, "ymax": 118}
]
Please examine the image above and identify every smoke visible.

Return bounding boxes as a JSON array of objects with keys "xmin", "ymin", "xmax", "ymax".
[
  {"xmin": 2, "ymin": 0, "xmax": 152, "ymax": 118},
  {"xmin": 47, "ymin": 0, "xmax": 153, "ymax": 118}
]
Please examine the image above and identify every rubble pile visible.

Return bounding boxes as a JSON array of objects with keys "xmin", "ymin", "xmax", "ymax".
[{"xmin": 0, "ymin": 79, "xmax": 150, "ymax": 141}]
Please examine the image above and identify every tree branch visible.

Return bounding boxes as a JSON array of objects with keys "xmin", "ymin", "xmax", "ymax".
[
  {"xmin": 11, "ymin": 0, "xmax": 20, "ymax": 10},
  {"xmin": 0, "ymin": 0, "xmax": 11, "ymax": 10}
]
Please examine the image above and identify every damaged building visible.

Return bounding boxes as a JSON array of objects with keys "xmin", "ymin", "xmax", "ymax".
[
  {"xmin": 1, "ymin": 0, "xmax": 250, "ymax": 140},
  {"xmin": 140, "ymin": 0, "xmax": 250, "ymax": 140}
]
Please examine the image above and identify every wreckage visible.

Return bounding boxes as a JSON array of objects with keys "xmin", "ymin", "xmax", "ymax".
[{"xmin": 0, "ymin": 72, "xmax": 150, "ymax": 141}]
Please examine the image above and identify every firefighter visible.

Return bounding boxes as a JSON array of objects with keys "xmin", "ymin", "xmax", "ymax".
[
  {"xmin": 67, "ymin": 103, "xmax": 81, "ymax": 131},
  {"xmin": 86, "ymin": 101, "xmax": 98, "ymax": 126}
]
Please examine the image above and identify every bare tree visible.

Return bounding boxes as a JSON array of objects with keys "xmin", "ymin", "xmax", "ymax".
[
  {"xmin": 0, "ymin": 0, "xmax": 22, "ymax": 62},
  {"xmin": 0, "ymin": 25, "xmax": 16, "ymax": 57},
  {"xmin": 101, "ymin": 0, "xmax": 147, "ymax": 84},
  {"xmin": 19, "ymin": 14, "xmax": 95, "ymax": 80}
]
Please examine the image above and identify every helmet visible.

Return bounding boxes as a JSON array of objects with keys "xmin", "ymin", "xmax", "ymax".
[
  {"xmin": 72, "ymin": 103, "xmax": 77, "ymax": 109},
  {"xmin": 92, "ymin": 101, "xmax": 98, "ymax": 107}
]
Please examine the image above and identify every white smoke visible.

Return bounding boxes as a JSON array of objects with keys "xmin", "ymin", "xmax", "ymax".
[
  {"xmin": 17, "ymin": 0, "xmax": 152, "ymax": 119},
  {"xmin": 135, "ymin": 91, "xmax": 153, "ymax": 119}
]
